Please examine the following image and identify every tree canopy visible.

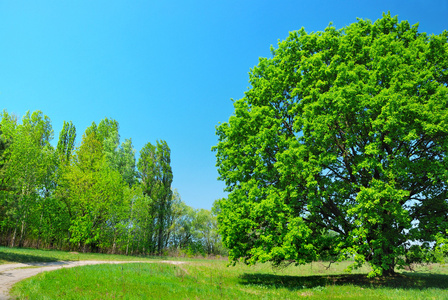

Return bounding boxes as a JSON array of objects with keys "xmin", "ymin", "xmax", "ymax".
[{"xmin": 214, "ymin": 13, "xmax": 448, "ymax": 276}]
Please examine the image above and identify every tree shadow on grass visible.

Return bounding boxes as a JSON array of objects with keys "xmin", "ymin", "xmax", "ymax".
[
  {"xmin": 0, "ymin": 250, "xmax": 58, "ymax": 264},
  {"xmin": 239, "ymin": 272, "xmax": 448, "ymax": 290}
]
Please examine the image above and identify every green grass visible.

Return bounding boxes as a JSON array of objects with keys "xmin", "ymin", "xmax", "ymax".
[
  {"xmin": 0, "ymin": 246, "xmax": 162, "ymax": 264},
  {"xmin": 9, "ymin": 255, "xmax": 448, "ymax": 299},
  {"xmin": 12, "ymin": 263, "xmax": 253, "ymax": 300}
]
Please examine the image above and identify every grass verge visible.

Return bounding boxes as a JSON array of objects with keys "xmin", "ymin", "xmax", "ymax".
[{"xmin": 10, "ymin": 259, "xmax": 448, "ymax": 299}]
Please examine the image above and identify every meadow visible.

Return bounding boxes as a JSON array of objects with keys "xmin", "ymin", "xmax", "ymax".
[
  {"xmin": 2, "ymin": 247, "xmax": 448, "ymax": 299},
  {"xmin": 0, "ymin": 246, "xmax": 159, "ymax": 264}
]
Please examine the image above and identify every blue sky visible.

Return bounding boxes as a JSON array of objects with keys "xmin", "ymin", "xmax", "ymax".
[{"xmin": 1, "ymin": 1, "xmax": 447, "ymax": 209}]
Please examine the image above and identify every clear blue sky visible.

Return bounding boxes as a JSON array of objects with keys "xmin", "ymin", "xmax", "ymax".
[{"xmin": 1, "ymin": 1, "xmax": 447, "ymax": 209}]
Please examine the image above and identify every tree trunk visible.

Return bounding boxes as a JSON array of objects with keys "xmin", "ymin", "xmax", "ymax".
[
  {"xmin": 126, "ymin": 199, "xmax": 134, "ymax": 256},
  {"xmin": 37, "ymin": 207, "xmax": 44, "ymax": 249},
  {"xmin": 19, "ymin": 219, "xmax": 26, "ymax": 247},
  {"xmin": 11, "ymin": 226, "xmax": 17, "ymax": 247},
  {"xmin": 112, "ymin": 232, "xmax": 117, "ymax": 254},
  {"xmin": 383, "ymin": 264, "xmax": 396, "ymax": 276},
  {"xmin": 157, "ymin": 200, "xmax": 165, "ymax": 254}
]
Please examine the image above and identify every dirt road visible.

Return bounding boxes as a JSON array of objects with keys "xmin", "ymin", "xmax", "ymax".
[{"xmin": 0, "ymin": 260, "xmax": 185, "ymax": 300}]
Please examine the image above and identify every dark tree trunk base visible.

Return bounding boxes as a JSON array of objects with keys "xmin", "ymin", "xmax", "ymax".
[{"xmin": 382, "ymin": 267, "xmax": 396, "ymax": 277}]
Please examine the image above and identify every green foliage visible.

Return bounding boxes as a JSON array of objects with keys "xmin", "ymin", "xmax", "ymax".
[
  {"xmin": 57, "ymin": 124, "xmax": 138, "ymax": 253},
  {"xmin": 0, "ymin": 110, "xmax": 225, "ymax": 257},
  {"xmin": 116, "ymin": 138, "xmax": 138, "ymax": 187},
  {"xmin": 170, "ymin": 198, "xmax": 227, "ymax": 256},
  {"xmin": 138, "ymin": 140, "xmax": 174, "ymax": 254},
  {"xmin": 58, "ymin": 132, "xmax": 128, "ymax": 251},
  {"xmin": 214, "ymin": 13, "xmax": 448, "ymax": 276},
  {"xmin": 56, "ymin": 120, "xmax": 76, "ymax": 163},
  {"xmin": 0, "ymin": 110, "xmax": 56, "ymax": 248}
]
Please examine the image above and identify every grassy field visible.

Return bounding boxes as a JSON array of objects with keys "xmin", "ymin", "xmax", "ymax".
[
  {"xmin": 3, "ymin": 247, "xmax": 448, "ymax": 299},
  {"xmin": 0, "ymin": 246, "xmax": 160, "ymax": 264}
]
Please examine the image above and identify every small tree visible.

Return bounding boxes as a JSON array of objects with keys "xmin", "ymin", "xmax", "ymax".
[{"xmin": 214, "ymin": 13, "xmax": 448, "ymax": 276}]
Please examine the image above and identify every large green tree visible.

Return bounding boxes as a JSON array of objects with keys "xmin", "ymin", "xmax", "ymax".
[{"xmin": 214, "ymin": 13, "xmax": 448, "ymax": 276}]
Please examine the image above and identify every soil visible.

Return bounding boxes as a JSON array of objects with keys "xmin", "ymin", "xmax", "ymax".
[{"xmin": 0, "ymin": 260, "xmax": 185, "ymax": 300}]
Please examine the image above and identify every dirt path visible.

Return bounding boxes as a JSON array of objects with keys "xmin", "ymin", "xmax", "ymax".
[{"xmin": 0, "ymin": 260, "xmax": 186, "ymax": 300}]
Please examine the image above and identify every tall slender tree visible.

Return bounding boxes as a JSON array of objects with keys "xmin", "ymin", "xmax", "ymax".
[
  {"xmin": 56, "ymin": 121, "xmax": 76, "ymax": 163},
  {"xmin": 138, "ymin": 140, "xmax": 173, "ymax": 254}
]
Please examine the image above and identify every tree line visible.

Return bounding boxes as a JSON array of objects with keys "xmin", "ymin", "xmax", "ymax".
[{"xmin": 0, "ymin": 110, "xmax": 226, "ymax": 256}]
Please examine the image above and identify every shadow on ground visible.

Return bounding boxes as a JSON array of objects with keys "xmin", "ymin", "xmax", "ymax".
[
  {"xmin": 0, "ymin": 250, "xmax": 58, "ymax": 264},
  {"xmin": 240, "ymin": 272, "xmax": 448, "ymax": 290}
]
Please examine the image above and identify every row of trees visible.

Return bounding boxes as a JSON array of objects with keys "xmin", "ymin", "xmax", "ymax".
[{"xmin": 0, "ymin": 110, "xmax": 226, "ymax": 256}]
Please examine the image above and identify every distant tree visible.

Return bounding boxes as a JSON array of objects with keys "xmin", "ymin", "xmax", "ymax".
[
  {"xmin": 0, "ymin": 110, "xmax": 16, "ymax": 194},
  {"xmin": 56, "ymin": 121, "xmax": 76, "ymax": 163},
  {"xmin": 116, "ymin": 138, "xmax": 138, "ymax": 187},
  {"xmin": 1, "ymin": 111, "xmax": 54, "ymax": 247},
  {"xmin": 193, "ymin": 208, "xmax": 222, "ymax": 255},
  {"xmin": 214, "ymin": 13, "xmax": 448, "ymax": 276},
  {"xmin": 58, "ymin": 130, "xmax": 127, "ymax": 252},
  {"xmin": 169, "ymin": 200, "xmax": 195, "ymax": 250},
  {"xmin": 86, "ymin": 118, "xmax": 138, "ymax": 186},
  {"xmin": 169, "ymin": 198, "xmax": 227, "ymax": 256},
  {"xmin": 129, "ymin": 188, "xmax": 155, "ymax": 254},
  {"xmin": 138, "ymin": 140, "xmax": 173, "ymax": 254},
  {"xmin": 97, "ymin": 118, "xmax": 120, "ymax": 165}
]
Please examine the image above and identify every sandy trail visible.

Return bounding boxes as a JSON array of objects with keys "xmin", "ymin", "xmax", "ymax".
[{"xmin": 0, "ymin": 260, "xmax": 185, "ymax": 300}]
